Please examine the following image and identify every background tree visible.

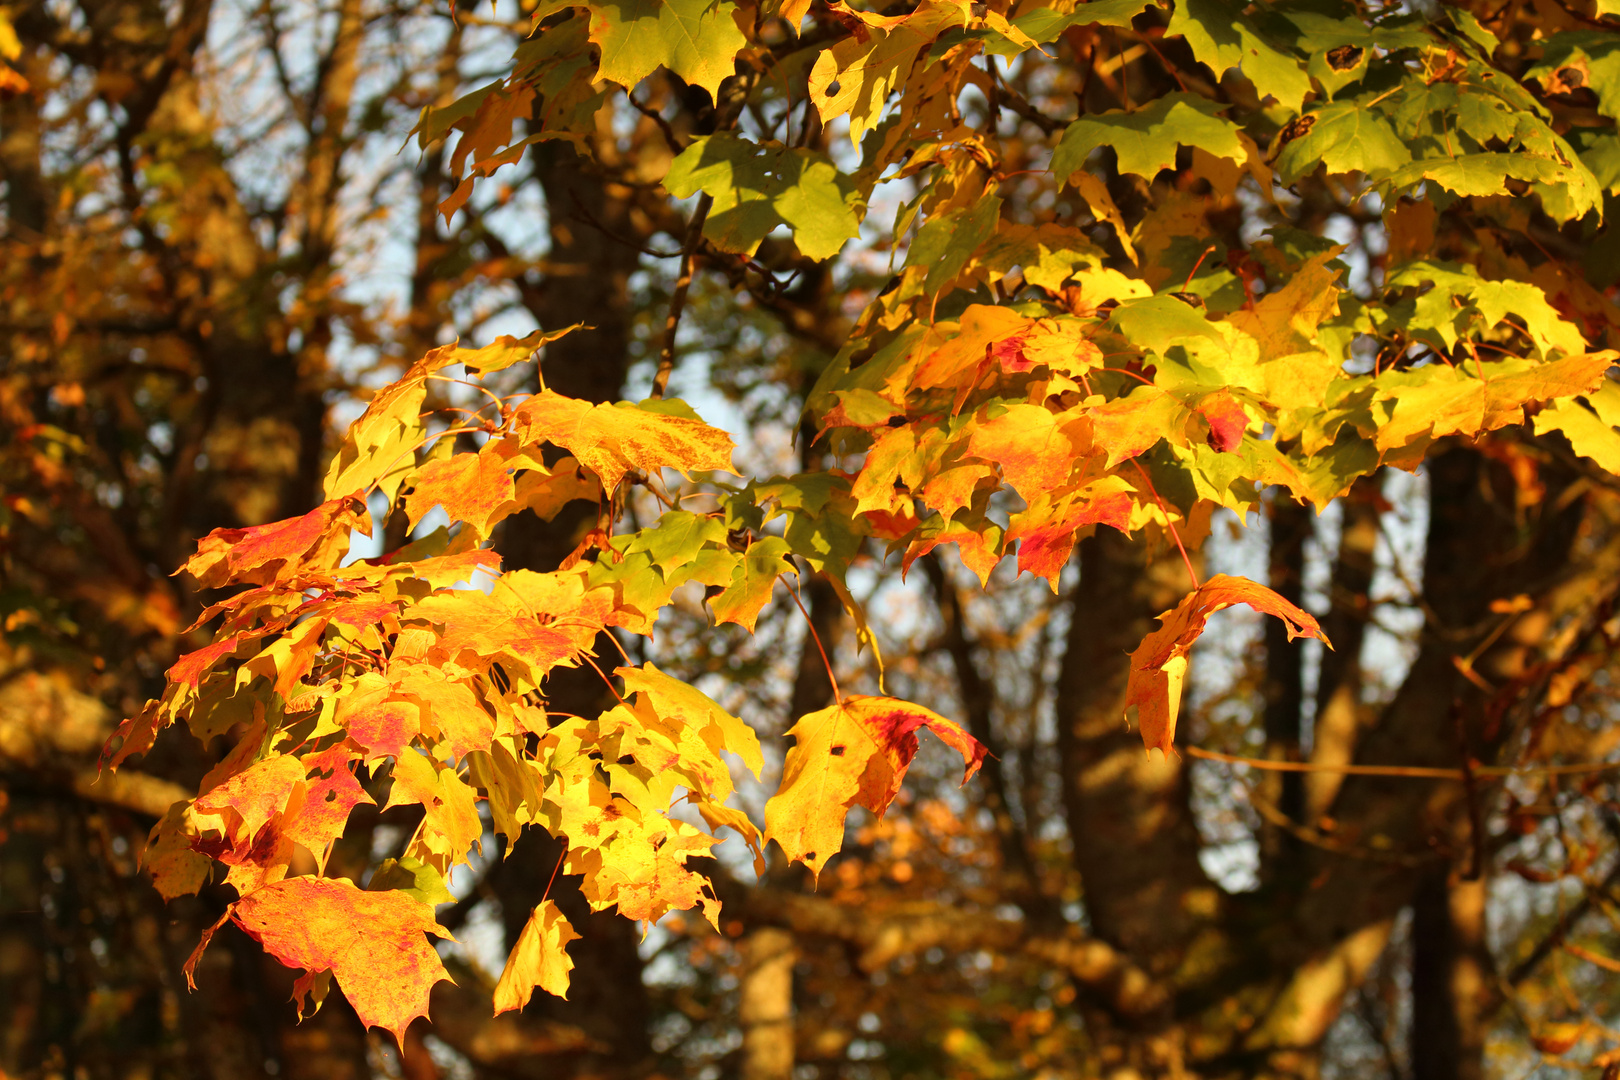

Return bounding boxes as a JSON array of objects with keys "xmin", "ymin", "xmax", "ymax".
[{"xmin": 8, "ymin": 2, "xmax": 1620, "ymax": 1080}]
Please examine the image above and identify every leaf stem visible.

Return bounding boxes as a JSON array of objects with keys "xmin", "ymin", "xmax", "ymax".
[
  {"xmin": 424, "ymin": 373, "xmax": 507, "ymax": 418},
  {"xmin": 652, "ymin": 192, "xmax": 713, "ymax": 400},
  {"xmin": 788, "ymin": 576, "xmax": 842, "ymax": 706},
  {"xmin": 1129, "ymin": 458, "xmax": 1199, "ymax": 590},
  {"xmin": 578, "ymin": 650, "xmax": 631, "ymax": 709},
  {"xmin": 540, "ymin": 840, "xmax": 567, "ymax": 904}
]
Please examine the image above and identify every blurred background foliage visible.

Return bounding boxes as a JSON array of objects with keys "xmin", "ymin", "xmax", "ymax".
[{"xmin": 7, "ymin": 0, "xmax": 1620, "ymax": 1078}]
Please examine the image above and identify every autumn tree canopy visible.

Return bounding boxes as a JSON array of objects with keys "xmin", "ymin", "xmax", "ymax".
[{"xmin": 10, "ymin": 0, "xmax": 1620, "ymax": 1077}]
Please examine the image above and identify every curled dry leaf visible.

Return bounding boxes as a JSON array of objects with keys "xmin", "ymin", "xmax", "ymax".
[{"xmin": 1125, "ymin": 573, "xmax": 1329, "ymax": 755}]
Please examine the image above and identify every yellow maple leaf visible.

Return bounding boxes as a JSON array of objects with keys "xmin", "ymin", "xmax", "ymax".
[
  {"xmin": 494, "ymin": 901, "xmax": 581, "ymax": 1012},
  {"xmin": 764, "ymin": 695, "xmax": 985, "ymax": 878},
  {"xmin": 510, "ymin": 391, "xmax": 735, "ymax": 494}
]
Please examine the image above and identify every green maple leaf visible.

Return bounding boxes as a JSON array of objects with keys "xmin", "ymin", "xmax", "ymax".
[
  {"xmin": 627, "ymin": 510, "xmax": 728, "ymax": 573},
  {"xmin": 1051, "ymin": 93, "xmax": 1245, "ymax": 181},
  {"xmin": 1380, "ymin": 153, "xmax": 1600, "ymax": 222},
  {"xmin": 1572, "ymin": 127, "xmax": 1620, "ymax": 192},
  {"xmin": 780, "ymin": 496, "xmax": 866, "ymax": 581},
  {"xmin": 665, "ymin": 134, "xmax": 863, "ymax": 261},
  {"xmin": 995, "ymin": 0, "xmax": 1160, "ymax": 49},
  {"xmin": 586, "ymin": 0, "xmax": 745, "ymax": 97},
  {"xmin": 1167, "ymin": 0, "xmax": 1311, "ymax": 113},
  {"xmin": 1384, "ymin": 261, "xmax": 1585, "ymax": 358},
  {"xmin": 368, "ymin": 857, "xmax": 456, "ymax": 908},
  {"xmin": 709, "ymin": 536, "xmax": 795, "ymax": 632},
  {"xmin": 1274, "ymin": 98, "xmax": 1411, "ymax": 182},
  {"xmin": 902, "ymin": 195, "xmax": 1004, "ymax": 299}
]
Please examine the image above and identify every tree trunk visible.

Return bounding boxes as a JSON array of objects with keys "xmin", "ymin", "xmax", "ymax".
[
  {"xmin": 1261, "ymin": 497, "xmax": 1311, "ymax": 879},
  {"xmin": 740, "ymin": 927, "xmax": 798, "ymax": 1080},
  {"xmin": 1411, "ymin": 872, "xmax": 1492, "ymax": 1080}
]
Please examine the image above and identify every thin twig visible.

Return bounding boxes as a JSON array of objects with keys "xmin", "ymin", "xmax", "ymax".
[
  {"xmin": 629, "ymin": 89, "xmax": 684, "ymax": 156},
  {"xmin": 652, "ymin": 192, "xmax": 713, "ymax": 399},
  {"xmin": 568, "ymin": 191, "xmax": 685, "ymax": 259},
  {"xmin": 1188, "ymin": 745, "xmax": 1620, "ymax": 780}
]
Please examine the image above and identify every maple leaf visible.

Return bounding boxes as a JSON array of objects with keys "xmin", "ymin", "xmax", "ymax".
[
  {"xmin": 410, "ymin": 569, "xmax": 614, "ymax": 686},
  {"xmin": 617, "ymin": 661, "xmax": 763, "ymax": 780},
  {"xmin": 510, "ymin": 391, "xmax": 735, "ymax": 494},
  {"xmin": 183, "ymin": 497, "xmax": 365, "ymax": 588},
  {"xmin": 1052, "ymin": 93, "xmax": 1246, "ymax": 181},
  {"xmin": 284, "ymin": 747, "xmax": 375, "ymax": 869},
  {"xmin": 709, "ymin": 536, "xmax": 795, "ymax": 632},
  {"xmin": 807, "ymin": 0, "xmax": 966, "ymax": 143},
  {"xmin": 966, "ymin": 403, "xmax": 1089, "ymax": 500},
  {"xmin": 227, "ymin": 877, "xmax": 454, "ymax": 1044},
  {"xmin": 665, "ymin": 134, "xmax": 863, "ymax": 261},
  {"xmin": 388, "ymin": 665, "xmax": 496, "ymax": 759},
  {"xmin": 568, "ymin": 809, "xmax": 723, "ymax": 927},
  {"xmin": 336, "ymin": 674, "xmax": 422, "ymax": 763},
  {"xmin": 384, "ymin": 750, "xmax": 483, "ymax": 872},
  {"xmin": 322, "ymin": 330, "xmax": 573, "ymax": 499},
  {"xmin": 194, "ymin": 753, "xmax": 306, "ymax": 842},
  {"xmin": 764, "ymin": 695, "xmax": 986, "ymax": 877},
  {"xmin": 1195, "ymin": 392, "xmax": 1249, "ymax": 452},
  {"xmin": 402, "ymin": 439, "xmax": 517, "ymax": 538},
  {"xmin": 1124, "ymin": 574, "xmax": 1330, "ymax": 755},
  {"xmin": 167, "ymin": 635, "xmax": 244, "ymax": 690},
  {"xmin": 903, "ymin": 516, "xmax": 1006, "ymax": 586},
  {"xmin": 1167, "ymin": 0, "xmax": 1310, "ymax": 112},
  {"xmin": 142, "ymin": 803, "xmax": 215, "ymax": 900},
  {"xmin": 494, "ymin": 901, "xmax": 581, "ymax": 1012},
  {"xmin": 1008, "ymin": 487, "xmax": 1136, "ymax": 587},
  {"xmin": 585, "ymin": 0, "xmax": 745, "ymax": 97}
]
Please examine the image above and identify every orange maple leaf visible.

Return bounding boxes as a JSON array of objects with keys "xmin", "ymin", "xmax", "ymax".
[
  {"xmin": 167, "ymin": 635, "xmax": 243, "ymax": 689},
  {"xmin": 412, "ymin": 569, "xmax": 614, "ymax": 685},
  {"xmin": 1194, "ymin": 391, "xmax": 1248, "ymax": 453},
  {"xmin": 402, "ymin": 440, "xmax": 517, "ymax": 537},
  {"xmin": 764, "ymin": 696, "xmax": 986, "ymax": 877},
  {"xmin": 1125, "ymin": 574, "xmax": 1329, "ymax": 755},
  {"xmin": 337, "ymin": 676, "xmax": 422, "ymax": 763},
  {"xmin": 183, "ymin": 496, "xmax": 366, "ymax": 588},
  {"xmin": 284, "ymin": 747, "xmax": 375, "ymax": 869},
  {"xmin": 967, "ymin": 403, "xmax": 1090, "ymax": 500},
  {"xmin": 227, "ymin": 877, "xmax": 454, "ymax": 1044},
  {"xmin": 1009, "ymin": 490, "xmax": 1134, "ymax": 586}
]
